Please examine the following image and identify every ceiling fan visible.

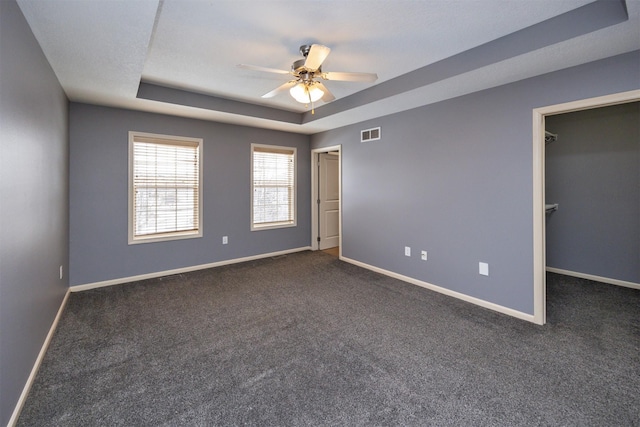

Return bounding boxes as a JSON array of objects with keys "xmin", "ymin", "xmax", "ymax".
[{"xmin": 238, "ymin": 44, "xmax": 378, "ymax": 112}]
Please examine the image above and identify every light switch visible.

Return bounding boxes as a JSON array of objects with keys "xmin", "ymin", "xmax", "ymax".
[{"xmin": 479, "ymin": 262, "xmax": 489, "ymax": 276}]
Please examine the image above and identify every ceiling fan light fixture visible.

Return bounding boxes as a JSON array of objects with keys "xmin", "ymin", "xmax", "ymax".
[
  {"xmin": 242, "ymin": 42, "xmax": 376, "ymax": 105},
  {"xmin": 290, "ymin": 82, "xmax": 324, "ymax": 103}
]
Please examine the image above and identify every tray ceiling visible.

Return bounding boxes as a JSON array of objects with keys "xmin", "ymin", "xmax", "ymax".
[{"xmin": 17, "ymin": 0, "xmax": 640, "ymax": 133}]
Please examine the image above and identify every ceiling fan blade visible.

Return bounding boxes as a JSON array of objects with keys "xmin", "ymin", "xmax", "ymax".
[
  {"xmin": 304, "ymin": 44, "xmax": 331, "ymax": 71},
  {"xmin": 237, "ymin": 64, "xmax": 291, "ymax": 75},
  {"xmin": 322, "ymin": 71, "xmax": 378, "ymax": 82},
  {"xmin": 315, "ymin": 82, "xmax": 335, "ymax": 102},
  {"xmin": 262, "ymin": 81, "xmax": 297, "ymax": 98}
]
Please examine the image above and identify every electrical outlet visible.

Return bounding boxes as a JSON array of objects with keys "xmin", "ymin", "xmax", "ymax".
[
  {"xmin": 222, "ymin": 236, "xmax": 228, "ymax": 245},
  {"xmin": 421, "ymin": 251, "xmax": 428, "ymax": 261},
  {"xmin": 479, "ymin": 262, "xmax": 489, "ymax": 276},
  {"xmin": 404, "ymin": 246, "xmax": 411, "ymax": 257}
]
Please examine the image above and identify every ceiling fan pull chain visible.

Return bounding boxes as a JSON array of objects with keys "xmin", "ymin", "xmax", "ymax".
[{"xmin": 309, "ymin": 88, "xmax": 315, "ymax": 114}]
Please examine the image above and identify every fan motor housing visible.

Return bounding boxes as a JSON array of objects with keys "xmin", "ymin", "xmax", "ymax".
[
  {"xmin": 292, "ymin": 58, "xmax": 321, "ymax": 76},
  {"xmin": 292, "ymin": 59, "xmax": 306, "ymax": 73}
]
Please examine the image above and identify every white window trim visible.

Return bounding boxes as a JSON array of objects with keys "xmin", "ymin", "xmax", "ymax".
[
  {"xmin": 128, "ymin": 131, "xmax": 203, "ymax": 245},
  {"xmin": 251, "ymin": 143, "xmax": 297, "ymax": 231}
]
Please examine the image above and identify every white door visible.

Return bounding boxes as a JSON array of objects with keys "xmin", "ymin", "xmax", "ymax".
[{"xmin": 319, "ymin": 152, "xmax": 340, "ymax": 250}]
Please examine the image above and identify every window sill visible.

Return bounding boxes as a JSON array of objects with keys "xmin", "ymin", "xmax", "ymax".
[
  {"xmin": 251, "ymin": 222, "xmax": 296, "ymax": 232},
  {"xmin": 128, "ymin": 230, "xmax": 202, "ymax": 245}
]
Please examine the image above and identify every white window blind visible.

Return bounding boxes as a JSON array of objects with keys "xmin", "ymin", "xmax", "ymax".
[
  {"xmin": 252, "ymin": 144, "xmax": 296, "ymax": 230},
  {"xmin": 129, "ymin": 132, "xmax": 202, "ymax": 243}
]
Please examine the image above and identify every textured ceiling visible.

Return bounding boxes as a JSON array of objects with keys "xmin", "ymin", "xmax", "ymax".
[{"xmin": 16, "ymin": 0, "xmax": 640, "ymax": 133}]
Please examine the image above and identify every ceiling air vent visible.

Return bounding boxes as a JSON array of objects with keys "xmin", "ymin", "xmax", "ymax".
[{"xmin": 361, "ymin": 127, "xmax": 381, "ymax": 143}]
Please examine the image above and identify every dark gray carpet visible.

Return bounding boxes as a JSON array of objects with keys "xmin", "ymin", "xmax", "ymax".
[{"xmin": 17, "ymin": 251, "xmax": 640, "ymax": 426}]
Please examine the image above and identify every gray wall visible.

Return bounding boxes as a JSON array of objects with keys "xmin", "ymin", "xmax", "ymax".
[
  {"xmin": 69, "ymin": 104, "xmax": 311, "ymax": 286},
  {"xmin": 545, "ymin": 102, "xmax": 639, "ymax": 283},
  {"xmin": 311, "ymin": 51, "xmax": 640, "ymax": 315},
  {"xmin": 0, "ymin": 1, "xmax": 69, "ymax": 425}
]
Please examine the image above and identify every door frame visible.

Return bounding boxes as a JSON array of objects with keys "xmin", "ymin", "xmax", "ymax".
[
  {"xmin": 531, "ymin": 89, "xmax": 640, "ymax": 325},
  {"xmin": 311, "ymin": 145, "xmax": 342, "ymax": 255}
]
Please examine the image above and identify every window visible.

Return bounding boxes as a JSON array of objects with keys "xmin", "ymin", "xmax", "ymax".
[
  {"xmin": 251, "ymin": 144, "xmax": 296, "ymax": 230},
  {"xmin": 129, "ymin": 131, "xmax": 202, "ymax": 244}
]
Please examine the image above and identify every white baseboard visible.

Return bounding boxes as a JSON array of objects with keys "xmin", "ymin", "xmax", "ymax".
[
  {"xmin": 546, "ymin": 267, "xmax": 640, "ymax": 290},
  {"xmin": 340, "ymin": 256, "xmax": 536, "ymax": 324},
  {"xmin": 71, "ymin": 246, "xmax": 313, "ymax": 292},
  {"xmin": 8, "ymin": 289, "xmax": 70, "ymax": 427}
]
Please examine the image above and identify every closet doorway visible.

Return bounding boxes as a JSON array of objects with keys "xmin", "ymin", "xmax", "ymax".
[
  {"xmin": 311, "ymin": 145, "xmax": 341, "ymax": 257},
  {"xmin": 532, "ymin": 89, "xmax": 640, "ymax": 325}
]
